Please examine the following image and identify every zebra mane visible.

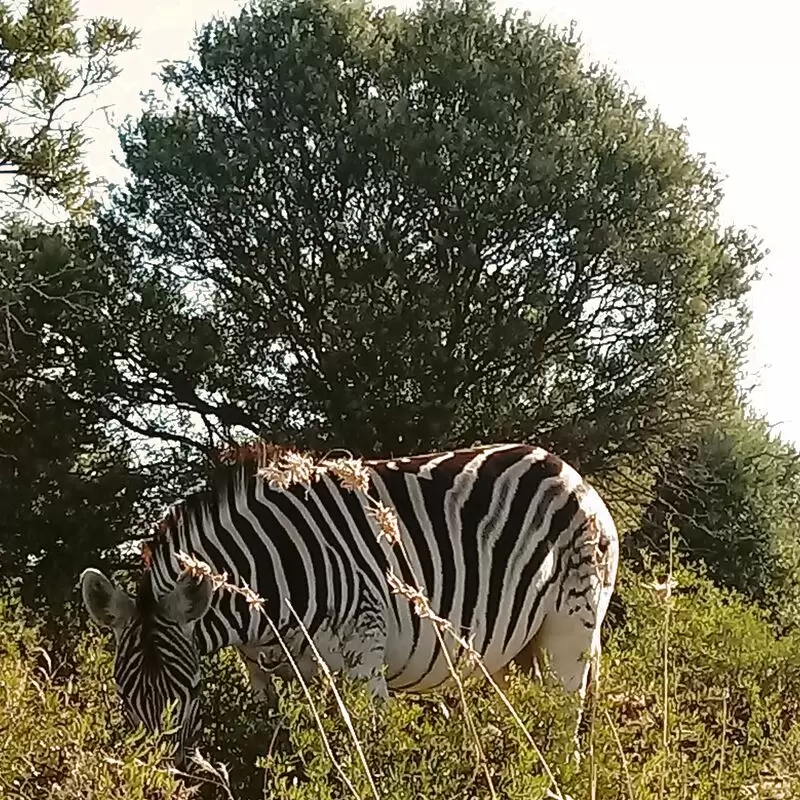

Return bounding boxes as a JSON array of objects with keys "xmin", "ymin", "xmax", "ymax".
[
  {"xmin": 139, "ymin": 438, "xmax": 330, "ymax": 574},
  {"xmin": 214, "ymin": 438, "xmax": 304, "ymax": 469},
  {"xmin": 134, "ymin": 568, "xmax": 159, "ymax": 614},
  {"xmin": 140, "ymin": 469, "xmax": 233, "ymax": 574}
]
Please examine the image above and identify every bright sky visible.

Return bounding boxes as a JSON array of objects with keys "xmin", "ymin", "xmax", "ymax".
[{"xmin": 77, "ymin": 0, "xmax": 800, "ymax": 444}]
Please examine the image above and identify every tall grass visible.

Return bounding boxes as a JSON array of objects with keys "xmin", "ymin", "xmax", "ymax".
[
  {"xmin": 5, "ymin": 562, "xmax": 800, "ymax": 798},
  {"xmin": 4, "ymin": 448, "xmax": 800, "ymax": 798}
]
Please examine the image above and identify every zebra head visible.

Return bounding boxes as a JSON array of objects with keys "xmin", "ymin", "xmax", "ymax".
[{"xmin": 80, "ymin": 567, "xmax": 214, "ymax": 766}]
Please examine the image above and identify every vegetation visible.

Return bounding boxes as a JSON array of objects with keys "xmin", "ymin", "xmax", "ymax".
[
  {"xmin": 0, "ymin": 0, "xmax": 140, "ymax": 610},
  {"xmin": 2, "ymin": 0, "xmax": 799, "ymax": 797},
  {"xmin": 631, "ymin": 409, "xmax": 800, "ymax": 627},
  {"xmin": 0, "ymin": 596, "xmax": 186, "ymax": 799},
  {"xmin": 92, "ymin": 0, "xmax": 758, "ymax": 467},
  {"xmin": 0, "ymin": 0, "xmax": 137, "ymax": 215},
  {"xmin": 4, "ymin": 563, "xmax": 800, "ymax": 799},
  {"xmin": 0, "ymin": 223, "xmax": 153, "ymax": 610}
]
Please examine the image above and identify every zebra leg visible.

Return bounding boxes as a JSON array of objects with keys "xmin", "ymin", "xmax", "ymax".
[
  {"xmin": 342, "ymin": 633, "xmax": 389, "ymax": 702},
  {"xmin": 528, "ymin": 611, "xmax": 600, "ymax": 764},
  {"xmin": 490, "ymin": 606, "xmax": 599, "ymax": 760},
  {"xmin": 531, "ymin": 508, "xmax": 617, "ymax": 762},
  {"xmin": 236, "ymin": 644, "xmax": 303, "ymax": 761}
]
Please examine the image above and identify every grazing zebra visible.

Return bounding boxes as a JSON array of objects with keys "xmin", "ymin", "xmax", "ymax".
[{"xmin": 81, "ymin": 442, "xmax": 619, "ymax": 765}]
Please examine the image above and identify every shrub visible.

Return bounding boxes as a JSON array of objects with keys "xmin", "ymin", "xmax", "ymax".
[
  {"xmin": 4, "ymin": 560, "xmax": 800, "ymax": 799},
  {"xmin": 195, "ymin": 562, "xmax": 800, "ymax": 799},
  {"xmin": 594, "ymin": 563, "xmax": 800, "ymax": 798},
  {"xmin": 631, "ymin": 411, "xmax": 800, "ymax": 627},
  {"xmin": 0, "ymin": 595, "xmax": 185, "ymax": 800}
]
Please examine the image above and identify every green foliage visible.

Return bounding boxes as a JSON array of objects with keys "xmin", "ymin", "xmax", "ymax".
[
  {"xmin": 195, "ymin": 564, "xmax": 799, "ymax": 799},
  {"xmin": 3, "ymin": 0, "xmax": 798, "ymax": 796},
  {"xmin": 8, "ymin": 561, "xmax": 798, "ymax": 799},
  {"xmin": 598, "ymin": 564, "xmax": 800, "ymax": 797},
  {"xmin": 90, "ymin": 0, "xmax": 760, "ymax": 468},
  {"xmin": 630, "ymin": 409, "xmax": 800, "ymax": 625},
  {"xmin": 197, "ymin": 564, "xmax": 794, "ymax": 799},
  {"xmin": 0, "ymin": 0, "xmax": 137, "ymax": 215},
  {"xmin": 0, "ymin": 594, "xmax": 186, "ymax": 799},
  {"xmin": 0, "ymin": 223, "xmax": 148, "ymax": 610}
]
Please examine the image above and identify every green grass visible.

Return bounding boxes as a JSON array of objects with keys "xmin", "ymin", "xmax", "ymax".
[
  {"xmin": 2, "ymin": 561, "xmax": 800, "ymax": 799},
  {"xmin": 0, "ymin": 596, "xmax": 185, "ymax": 800}
]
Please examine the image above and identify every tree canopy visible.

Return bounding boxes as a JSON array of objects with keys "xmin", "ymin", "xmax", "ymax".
[
  {"xmin": 90, "ymin": 0, "xmax": 760, "ymax": 476},
  {"xmin": 0, "ymin": 0, "xmax": 137, "ymax": 215},
  {"xmin": 0, "ymin": 0, "xmax": 138, "ymax": 608}
]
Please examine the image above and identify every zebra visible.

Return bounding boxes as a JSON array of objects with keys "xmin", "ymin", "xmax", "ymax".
[{"xmin": 80, "ymin": 442, "xmax": 619, "ymax": 766}]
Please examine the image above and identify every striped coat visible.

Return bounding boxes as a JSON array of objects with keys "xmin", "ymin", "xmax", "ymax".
[{"xmin": 81, "ymin": 442, "xmax": 619, "ymax": 762}]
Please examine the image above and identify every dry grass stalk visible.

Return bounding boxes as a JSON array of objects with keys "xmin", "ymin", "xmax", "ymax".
[
  {"xmin": 584, "ymin": 516, "xmax": 615, "ymax": 588},
  {"xmin": 175, "ymin": 553, "xmax": 362, "ymax": 800},
  {"xmin": 716, "ymin": 689, "xmax": 728, "ymax": 800},
  {"xmin": 177, "ymin": 445, "xmax": 566, "ymax": 800},
  {"xmin": 658, "ymin": 529, "xmax": 677, "ymax": 799},
  {"xmin": 589, "ymin": 655, "xmax": 598, "ymax": 800},
  {"xmin": 180, "ymin": 752, "xmax": 235, "ymax": 800},
  {"xmin": 429, "ymin": 617, "xmax": 499, "ymax": 799},
  {"xmin": 285, "ymin": 599, "xmax": 381, "ymax": 800},
  {"xmin": 257, "ymin": 450, "xmax": 321, "ymax": 491},
  {"xmin": 603, "ymin": 708, "xmax": 634, "ymax": 800},
  {"xmin": 383, "ymin": 541, "xmax": 564, "ymax": 798},
  {"xmin": 366, "ymin": 500, "xmax": 402, "ymax": 546},
  {"xmin": 319, "ymin": 456, "xmax": 371, "ymax": 493},
  {"xmin": 275, "ymin": 448, "xmax": 564, "ymax": 799}
]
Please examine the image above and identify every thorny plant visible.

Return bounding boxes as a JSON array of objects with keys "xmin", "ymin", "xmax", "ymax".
[{"xmin": 174, "ymin": 446, "xmax": 611, "ymax": 800}]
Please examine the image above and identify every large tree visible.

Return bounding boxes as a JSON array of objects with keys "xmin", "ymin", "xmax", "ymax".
[
  {"xmin": 0, "ymin": 0, "xmax": 137, "ymax": 215},
  {"xmin": 94, "ymin": 0, "xmax": 759, "ymax": 472},
  {"xmin": 0, "ymin": 0, "xmax": 139, "ymax": 609}
]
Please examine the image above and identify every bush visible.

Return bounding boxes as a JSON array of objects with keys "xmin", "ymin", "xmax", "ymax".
[
  {"xmin": 0, "ymin": 595, "xmax": 185, "ymax": 800},
  {"xmin": 631, "ymin": 411, "xmax": 800, "ymax": 627},
  {"xmin": 180, "ymin": 562, "xmax": 800, "ymax": 799},
  {"xmin": 4, "ymin": 560, "xmax": 800, "ymax": 799},
  {"xmin": 597, "ymin": 564, "xmax": 800, "ymax": 798}
]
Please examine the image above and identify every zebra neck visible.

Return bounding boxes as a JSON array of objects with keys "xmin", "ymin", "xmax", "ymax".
[
  {"xmin": 193, "ymin": 601, "xmax": 250, "ymax": 657},
  {"xmin": 193, "ymin": 589, "xmax": 294, "ymax": 658}
]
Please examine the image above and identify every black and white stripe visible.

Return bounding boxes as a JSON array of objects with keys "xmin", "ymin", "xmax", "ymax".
[
  {"xmin": 82, "ymin": 442, "xmax": 619, "ymax": 760},
  {"xmin": 114, "ymin": 590, "xmax": 202, "ymax": 752}
]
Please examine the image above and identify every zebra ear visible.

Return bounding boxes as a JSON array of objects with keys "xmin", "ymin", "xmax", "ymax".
[
  {"xmin": 80, "ymin": 568, "xmax": 135, "ymax": 631},
  {"xmin": 159, "ymin": 569, "xmax": 214, "ymax": 625}
]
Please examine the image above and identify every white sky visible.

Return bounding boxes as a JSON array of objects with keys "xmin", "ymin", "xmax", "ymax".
[{"xmin": 77, "ymin": 0, "xmax": 800, "ymax": 444}]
